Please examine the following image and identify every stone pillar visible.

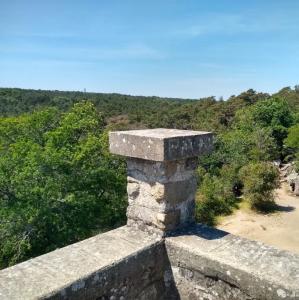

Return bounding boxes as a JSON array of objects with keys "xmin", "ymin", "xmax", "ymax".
[{"xmin": 109, "ymin": 129, "xmax": 213, "ymax": 236}]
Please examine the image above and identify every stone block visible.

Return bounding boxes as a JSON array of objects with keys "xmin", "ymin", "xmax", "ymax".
[
  {"xmin": 127, "ymin": 158, "xmax": 196, "ymax": 184},
  {"xmin": 127, "ymin": 179, "xmax": 167, "ymax": 211},
  {"xmin": 163, "ymin": 177, "xmax": 197, "ymax": 206},
  {"xmin": 126, "ymin": 176, "xmax": 197, "ymax": 213},
  {"xmin": 127, "ymin": 205, "xmax": 156, "ymax": 226},
  {"xmin": 155, "ymin": 210, "xmax": 181, "ymax": 230},
  {"xmin": 127, "ymin": 204, "xmax": 181, "ymax": 232},
  {"xmin": 109, "ymin": 128, "xmax": 213, "ymax": 161},
  {"xmin": 177, "ymin": 197, "xmax": 196, "ymax": 224}
]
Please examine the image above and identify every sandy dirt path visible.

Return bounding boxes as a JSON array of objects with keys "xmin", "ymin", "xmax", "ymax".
[{"xmin": 217, "ymin": 183, "xmax": 299, "ymax": 254}]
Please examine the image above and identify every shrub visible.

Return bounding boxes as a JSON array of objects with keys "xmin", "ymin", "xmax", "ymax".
[
  {"xmin": 240, "ymin": 162, "xmax": 279, "ymax": 212},
  {"xmin": 195, "ymin": 171, "xmax": 238, "ymax": 226},
  {"xmin": 285, "ymin": 124, "xmax": 299, "ymax": 170}
]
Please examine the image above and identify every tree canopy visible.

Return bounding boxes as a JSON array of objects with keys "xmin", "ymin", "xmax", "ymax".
[{"xmin": 0, "ymin": 102, "xmax": 127, "ymax": 268}]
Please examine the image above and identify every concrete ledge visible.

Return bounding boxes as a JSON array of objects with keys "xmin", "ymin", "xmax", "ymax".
[
  {"xmin": 0, "ymin": 226, "xmax": 165, "ymax": 300},
  {"xmin": 165, "ymin": 224, "xmax": 299, "ymax": 300}
]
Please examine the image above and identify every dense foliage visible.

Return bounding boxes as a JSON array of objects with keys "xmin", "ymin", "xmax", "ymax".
[
  {"xmin": 0, "ymin": 88, "xmax": 270, "ymax": 132},
  {"xmin": 0, "ymin": 86, "xmax": 298, "ymax": 267},
  {"xmin": 285, "ymin": 124, "xmax": 299, "ymax": 171},
  {"xmin": 196, "ymin": 96, "xmax": 296, "ymax": 224},
  {"xmin": 240, "ymin": 162, "xmax": 280, "ymax": 211},
  {"xmin": 0, "ymin": 102, "xmax": 126, "ymax": 268}
]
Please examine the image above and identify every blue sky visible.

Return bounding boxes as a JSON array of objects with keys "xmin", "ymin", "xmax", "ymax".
[{"xmin": 1, "ymin": 0, "xmax": 299, "ymax": 99}]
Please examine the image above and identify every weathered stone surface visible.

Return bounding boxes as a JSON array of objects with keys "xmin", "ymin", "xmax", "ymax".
[
  {"xmin": 109, "ymin": 128, "xmax": 213, "ymax": 161},
  {"xmin": 127, "ymin": 204, "xmax": 159, "ymax": 226},
  {"xmin": 167, "ymin": 266, "xmax": 255, "ymax": 300},
  {"xmin": 127, "ymin": 158, "xmax": 197, "ymax": 184},
  {"xmin": 125, "ymin": 157, "xmax": 198, "ymax": 235},
  {"xmin": 127, "ymin": 205, "xmax": 181, "ymax": 231},
  {"xmin": 0, "ymin": 226, "xmax": 166, "ymax": 300},
  {"xmin": 163, "ymin": 177, "xmax": 197, "ymax": 206},
  {"xmin": 156, "ymin": 211, "xmax": 181, "ymax": 229},
  {"xmin": 1, "ymin": 224, "xmax": 299, "ymax": 299},
  {"xmin": 126, "ymin": 177, "xmax": 196, "ymax": 211},
  {"xmin": 127, "ymin": 177, "xmax": 140, "ymax": 199},
  {"xmin": 176, "ymin": 197, "xmax": 195, "ymax": 224},
  {"xmin": 165, "ymin": 224, "xmax": 299, "ymax": 300}
]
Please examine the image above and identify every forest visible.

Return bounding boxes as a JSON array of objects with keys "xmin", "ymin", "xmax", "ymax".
[{"xmin": 0, "ymin": 86, "xmax": 299, "ymax": 269}]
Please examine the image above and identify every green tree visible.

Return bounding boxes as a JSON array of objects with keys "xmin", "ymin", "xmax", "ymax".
[
  {"xmin": 234, "ymin": 97, "xmax": 294, "ymax": 158},
  {"xmin": 196, "ymin": 165, "xmax": 239, "ymax": 226},
  {"xmin": 240, "ymin": 162, "xmax": 279, "ymax": 211},
  {"xmin": 285, "ymin": 124, "xmax": 299, "ymax": 149},
  {"xmin": 196, "ymin": 98, "xmax": 290, "ymax": 224},
  {"xmin": 0, "ymin": 102, "xmax": 127, "ymax": 269},
  {"xmin": 285, "ymin": 124, "xmax": 299, "ymax": 171}
]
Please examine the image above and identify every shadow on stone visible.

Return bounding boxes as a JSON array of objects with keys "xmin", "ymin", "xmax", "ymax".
[
  {"xmin": 161, "ymin": 244, "xmax": 181, "ymax": 300},
  {"xmin": 167, "ymin": 223, "xmax": 230, "ymax": 240}
]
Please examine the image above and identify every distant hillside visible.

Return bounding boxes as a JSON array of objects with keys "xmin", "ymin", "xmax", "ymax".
[{"xmin": 0, "ymin": 86, "xmax": 298, "ymax": 133}]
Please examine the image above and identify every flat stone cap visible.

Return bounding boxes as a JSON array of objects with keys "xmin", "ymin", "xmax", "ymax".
[{"xmin": 109, "ymin": 128, "xmax": 213, "ymax": 161}]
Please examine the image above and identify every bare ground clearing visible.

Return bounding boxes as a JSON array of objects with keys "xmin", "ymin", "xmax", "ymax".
[{"xmin": 217, "ymin": 183, "xmax": 299, "ymax": 254}]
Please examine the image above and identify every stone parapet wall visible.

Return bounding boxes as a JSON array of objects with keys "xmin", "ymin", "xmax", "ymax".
[
  {"xmin": 1, "ymin": 224, "xmax": 299, "ymax": 299},
  {"xmin": 0, "ymin": 227, "xmax": 167, "ymax": 300},
  {"xmin": 166, "ymin": 225, "xmax": 299, "ymax": 300}
]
